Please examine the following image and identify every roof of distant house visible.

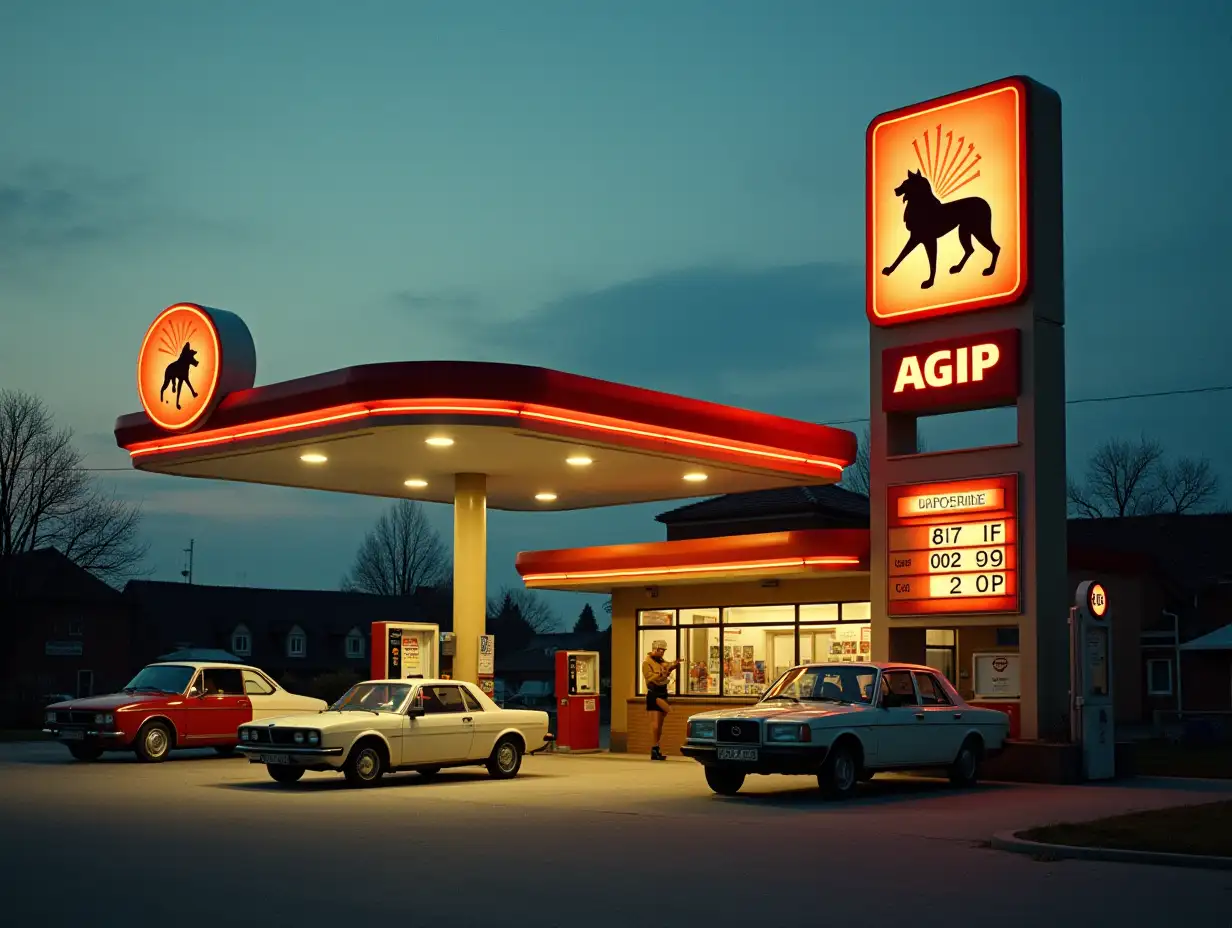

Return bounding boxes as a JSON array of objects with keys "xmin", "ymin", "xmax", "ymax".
[
  {"xmin": 0, "ymin": 548, "xmax": 122, "ymax": 601},
  {"xmin": 124, "ymin": 579, "xmax": 451, "ymax": 656}
]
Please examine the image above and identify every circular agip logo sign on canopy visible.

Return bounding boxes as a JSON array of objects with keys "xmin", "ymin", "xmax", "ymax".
[{"xmin": 137, "ymin": 303, "xmax": 256, "ymax": 432}]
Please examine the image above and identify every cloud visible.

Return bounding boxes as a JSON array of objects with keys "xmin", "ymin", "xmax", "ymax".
[
  {"xmin": 444, "ymin": 261, "xmax": 871, "ymax": 423},
  {"xmin": 0, "ymin": 162, "xmax": 245, "ymax": 262}
]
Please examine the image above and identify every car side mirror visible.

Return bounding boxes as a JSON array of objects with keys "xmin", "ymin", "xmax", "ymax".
[
  {"xmin": 406, "ymin": 705, "xmax": 425, "ymax": 719},
  {"xmin": 188, "ymin": 686, "xmax": 203, "ymax": 698}
]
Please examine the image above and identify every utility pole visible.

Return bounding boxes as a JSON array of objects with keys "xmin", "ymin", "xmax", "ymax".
[{"xmin": 181, "ymin": 539, "xmax": 194, "ymax": 584}]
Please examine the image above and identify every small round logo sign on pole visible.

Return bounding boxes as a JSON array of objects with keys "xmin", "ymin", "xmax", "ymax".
[
  {"xmin": 136, "ymin": 303, "xmax": 256, "ymax": 433},
  {"xmin": 1088, "ymin": 582, "xmax": 1108, "ymax": 618}
]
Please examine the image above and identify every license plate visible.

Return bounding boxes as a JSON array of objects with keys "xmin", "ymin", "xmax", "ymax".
[
  {"xmin": 260, "ymin": 753, "xmax": 291, "ymax": 765},
  {"xmin": 717, "ymin": 747, "xmax": 757, "ymax": 762},
  {"xmin": 59, "ymin": 730, "xmax": 84, "ymax": 741}
]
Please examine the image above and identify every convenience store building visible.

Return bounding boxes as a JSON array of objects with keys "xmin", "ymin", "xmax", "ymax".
[{"xmin": 517, "ymin": 485, "xmax": 1232, "ymax": 756}]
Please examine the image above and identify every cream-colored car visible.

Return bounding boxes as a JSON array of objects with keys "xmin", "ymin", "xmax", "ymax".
[{"xmin": 237, "ymin": 678, "xmax": 553, "ymax": 787}]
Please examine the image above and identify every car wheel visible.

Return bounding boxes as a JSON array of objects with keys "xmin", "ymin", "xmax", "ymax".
[
  {"xmin": 134, "ymin": 721, "xmax": 172, "ymax": 763},
  {"xmin": 67, "ymin": 744, "xmax": 103, "ymax": 762},
  {"xmin": 949, "ymin": 737, "xmax": 982, "ymax": 787},
  {"xmin": 344, "ymin": 741, "xmax": 386, "ymax": 787},
  {"xmin": 267, "ymin": 764, "xmax": 305, "ymax": 785},
  {"xmin": 819, "ymin": 740, "xmax": 860, "ymax": 799},
  {"xmin": 704, "ymin": 767, "xmax": 745, "ymax": 796},
  {"xmin": 417, "ymin": 766, "xmax": 442, "ymax": 781},
  {"xmin": 487, "ymin": 736, "xmax": 523, "ymax": 779},
  {"xmin": 214, "ymin": 745, "xmax": 238, "ymax": 758}
]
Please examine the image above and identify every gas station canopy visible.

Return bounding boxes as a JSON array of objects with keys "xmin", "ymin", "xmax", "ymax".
[{"xmin": 115, "ymin": 361, "xmax": 858, "ymax": 510}]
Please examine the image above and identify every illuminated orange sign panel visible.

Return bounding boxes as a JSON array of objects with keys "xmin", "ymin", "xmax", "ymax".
[
  {"xmin": 136, "ymin": 302, "xmax": 256, "ymax": 433},
  {"xmin": 867, "ymin": 77, "xmax": 1029, "ymax": 326},
  {"xmin": 137, "ymin": 304, "xmax": 222, "ymax": 431},
  {"xmin": 887, "ymin": 474, "xmax": 1020, "ymax": 616},
  {"xmin": 1088, "ymin": 582, "xmax": 1108, "ymax": 617}
]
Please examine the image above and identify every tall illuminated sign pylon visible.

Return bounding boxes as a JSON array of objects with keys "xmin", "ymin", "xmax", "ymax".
[{"xmin": 865, "ymin": 77, "xmax": 1069, "ymax": 741}]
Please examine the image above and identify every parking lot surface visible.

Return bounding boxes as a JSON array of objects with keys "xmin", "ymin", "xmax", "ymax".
[{"xmin": 2, "ymin": 742, "xmax": 1230, "ymax": 926}]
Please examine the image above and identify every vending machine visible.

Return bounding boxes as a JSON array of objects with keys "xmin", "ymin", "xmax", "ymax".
[
  {"xmin": 554, "ymin": 650, "xmax": 600, "ymax": 752},
  {"xmin": 1071, "ymin": 581, "xmax": 1115, "ymax": 780},
  {"xmin": 371, "ymin": 622, "xmax": 440, "ymax": 680}
]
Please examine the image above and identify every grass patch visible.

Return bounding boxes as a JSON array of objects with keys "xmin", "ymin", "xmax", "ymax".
[
  {"xmin": 1132, "ymin": 740, "xmax": 1232, "ymax": 779},
  {"xmin": 1022, "ymin": 800, "xmax": 1232, "ymax": 857},
  {"xmin": 0, "ymin": 730, "xmax": 51, "ymax": 742}
]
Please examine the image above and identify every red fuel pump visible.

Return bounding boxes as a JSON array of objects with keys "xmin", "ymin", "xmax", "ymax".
[
  {"xmin": 370, "ymin": 622, "xmax": 440, "ymax": 680},
  {"xmin": 554, "ymin": 649, "xmax": 600, "ymax": 752}
]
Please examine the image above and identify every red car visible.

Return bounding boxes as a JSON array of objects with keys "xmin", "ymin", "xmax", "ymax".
[{"xmin": 43, "ymin": 661, "xmax": 328, "ymax": 762}]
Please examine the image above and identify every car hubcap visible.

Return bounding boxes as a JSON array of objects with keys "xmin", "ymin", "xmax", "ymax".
[
  {"xmin": 146, "ymin": 729, "xmax": 167, "ymax": 756},
  {"xmin": 498, "ymin": 744, "xmax": 516, "ymax": 771},
  {"xmin": 834, "ymin": 754, "xmax": 855, "ymax": 790},
  {"xmin": 357, "ymin": 750, "xmax": 377, "ymax": 779}
]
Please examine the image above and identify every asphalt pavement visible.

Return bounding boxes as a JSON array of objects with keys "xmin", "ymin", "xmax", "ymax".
[{"xmin": 1, "ymin": 742, "xmax": 1230, "ymax": 927}]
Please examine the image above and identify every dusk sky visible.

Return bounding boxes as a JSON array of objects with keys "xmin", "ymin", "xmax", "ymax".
[{"xmin": 3, "ymin": 1, "xmax": 1229, "ymax": 628}]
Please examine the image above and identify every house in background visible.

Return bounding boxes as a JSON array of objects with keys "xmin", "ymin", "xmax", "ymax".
[
  {"xmin": 0, "ymin": 549, "xmax": 132, "ymax": 727},
  {"xmin": 122, "ymin": 580, "xmax": 451, "ymax": 693}
]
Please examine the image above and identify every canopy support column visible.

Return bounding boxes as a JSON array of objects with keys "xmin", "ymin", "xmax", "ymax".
[{"xmin": 452, "ymin": 473, "xmax": 488, "ymax": 684}]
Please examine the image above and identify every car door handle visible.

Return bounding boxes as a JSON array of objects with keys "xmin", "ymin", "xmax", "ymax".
[
  {"xmin": 462, "ymin": 716, "xmax": 473, "ymax": 723},
  {"xmin": 914, "ymin": 712, "xmax": 925, "ymax": 719},
  {"xmin": 953, "ymin": 712, "xmax": 963, "ymax": 719}
]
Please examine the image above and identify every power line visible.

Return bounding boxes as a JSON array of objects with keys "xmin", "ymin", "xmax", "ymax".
[
  {"xmin": 819, "ymin": 383, "xmax": 1232, "ymax": 427},
  {"xmin": 24, "ymin": 382, "xmax": 1232, "ymax": 472}
]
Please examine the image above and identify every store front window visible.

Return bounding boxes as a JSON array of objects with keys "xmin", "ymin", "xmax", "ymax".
[{"xmin": 636, "ymin": 602, "xmax": 872, "ymax": 698}]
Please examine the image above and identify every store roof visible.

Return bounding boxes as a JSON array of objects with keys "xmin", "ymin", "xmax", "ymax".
[
  {"xmin": 114, "ymin": 362, "xmax": 857, "ymax": 511},
  {"xmin": 656, "ymin": 484, "xmax": 870, "ymax": 526}
]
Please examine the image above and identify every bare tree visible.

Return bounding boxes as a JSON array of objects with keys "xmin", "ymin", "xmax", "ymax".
[
  {"xmin": 840, "ymin": 428, "xmax": 873, "ymax": 496},
  {"xmin": 1068, "ymin": 435, "xmax": 1222, "ymax": 517},
  {"xmin": 487, "ymin": 585, "xmax": 559, "ymax": 634},
  {"xmin": 0, "ymin": 389, "xmax": 146, "ymax": 584},
  {"xmin": 342, "ymin": 499, "xmax": 448, "ymax": 595},
  {"xmin": 1158, "ymin": 457, "xmax": 1221, "ymax": 514},
  {"xmin": 840, "ymin": 427, "xmax": 928, "ymax": 497}
]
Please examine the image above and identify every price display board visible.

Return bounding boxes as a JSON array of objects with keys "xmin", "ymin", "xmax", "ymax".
[{"xmin": 886, "ymin": 474, "xmax": 1019, "ymax": 616}]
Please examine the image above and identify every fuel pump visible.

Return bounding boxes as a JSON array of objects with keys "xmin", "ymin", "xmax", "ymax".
[
  {"xmin": 555, "ymin": 649, "xmax": 600, "ymax": 752},
  {"xmin": 370, "ymin": 622, "xmax": 440, "ymax": 680},
  {"xmin": 1071, "ymin": 581, "xmax": 1114, "ymax": 780}
]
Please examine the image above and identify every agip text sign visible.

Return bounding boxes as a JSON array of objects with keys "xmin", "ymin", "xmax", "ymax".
[{"xmin": 882, "ymin": 328, "xmax": 1020, "ymax": 414}]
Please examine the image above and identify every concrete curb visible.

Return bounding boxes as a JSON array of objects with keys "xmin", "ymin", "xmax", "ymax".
[{"xmin": 991, "ymin": 830, "xmax": 1232, "ymax": 871}]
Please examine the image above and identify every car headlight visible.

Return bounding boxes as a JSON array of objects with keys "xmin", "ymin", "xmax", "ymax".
[
  {"xmin": 688, "ymin": 719, "xmax": 717, "ymax": 740},
  {"xmin": 307, "ymin": 731, "xmax": 320, "ymax": 745},
  {"xmin": 45, "ymin": 711, "xmax": 56, "ymax": 724},
  {"xmin": 766, "ymin": 723, "xmax": 811, "ymax": 743},
  {"xmin": 239, "ymin": 729, "xmax": 249, "ymax": 741},
  {"xmin": 293, "ymin": 731, "xmax": 305, "ymax": 744},
  {"xmin": 94, "ymin": 713, "xmax": 113, "ymax": 726}
]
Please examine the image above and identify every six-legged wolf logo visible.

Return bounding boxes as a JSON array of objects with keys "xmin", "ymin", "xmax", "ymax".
[
  {"xmin": 881, "ymin": 125, "xmax": 1000, "ymax": 290},
  {"xmin": 160, "ymin": 342, "xmax": 200, "ymax": 410}
]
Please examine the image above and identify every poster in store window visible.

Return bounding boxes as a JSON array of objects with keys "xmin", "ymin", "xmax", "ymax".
[{"xmin": 402, "ymin": 632, "xmax": 420, "ymax": 674}]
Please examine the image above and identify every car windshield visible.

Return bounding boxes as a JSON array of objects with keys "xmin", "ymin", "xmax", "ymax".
[
  {"xmin": 123, "ymin": 665, "xmax": 196, "ymax": 694},
  {"xmin": 760, "ymin": 665, "xmax": 877, "ymax": 705},
  {"xmin": 330, "ymin": 682, "xmax": 413, "ymax": 713}
]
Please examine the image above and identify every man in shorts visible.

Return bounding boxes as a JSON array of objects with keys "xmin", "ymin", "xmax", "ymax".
[{"xmin": 642, "ymin": 640, "xmax": 681, "ymax": 761}]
